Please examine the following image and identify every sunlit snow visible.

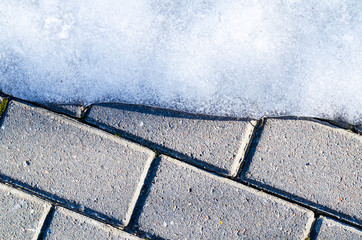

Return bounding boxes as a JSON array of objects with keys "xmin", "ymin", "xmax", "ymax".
[{"xmin": 0, "ymin": 0, "xmax": 361, "ymax": 124}]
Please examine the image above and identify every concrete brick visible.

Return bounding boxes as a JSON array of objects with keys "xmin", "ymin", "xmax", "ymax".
[
  {"xmin": 86, "ymin": 103, "xmax": 255, "ymax": 176},
  {"xmin": 136, "ymin": 155, "xmax": 314, "ymax": 240},
  {"xmin": 313, "ymin": 216, "xmax": 362, "ymax": 240},
  {"xmin": 242, "ymin": 119, "xmax": 362, "ymax": 224},
  {"xmin": 44, "ymin": 207, "xmax": 141, "ymax": 240},
  {"xmin": 0, "ymin": 183, "xmax": 51, "ymax": 240},
  {"xmin": 0, "ymin": 100, "xmax": 155, "ymax": 226},
  {"xmin": 41, "ymin": 103, "xmax": 83, "ymax": 118}
]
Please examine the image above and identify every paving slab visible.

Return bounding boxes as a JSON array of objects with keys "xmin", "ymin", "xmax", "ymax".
[
  {"xmin": 86, "ymin": 103, "xmax": 255, "ymax": 176},
  {"xmin": 0, "ymin": 100, "xmax": 155, "ymax": 226},
  {"xmin": 43, "ymin": 207, "xmax": 141, "ymax": 240},
  {"xmin": 0, "ymin": 183, "xmax": 51, "ymax": 240},
  {"xmin": 41, "ymin": 103, "xmax": 83, "ymax": 118},
  {"xmin": 312, "ymin": 216, "xmax": 362, "ymax": 240},
  {"xmin": 242, "ymin": 119, "xmax": 362, "ymax": 224},
  {"xmin": 136, "ymin": 155, "xmax": 314, "ymax": 240}
]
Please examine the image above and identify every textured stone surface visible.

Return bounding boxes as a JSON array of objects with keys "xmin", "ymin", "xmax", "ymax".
[
  {"xmin": 312, "ymin": 216, "xmax": 362, "ymax": 240},
  {"xmin": 0, "ymin": 100, "xmax": 155, "ymax": 226},
  {"xmin": 137, "ymin": 155, "xmax": 314, "ymax": 240},
  {"xmin": 44, "ymin": 207, "xmax": 141, "ymax": 240},
  {"xmin": 0, "ymin": 183, "xmax": 51, "ymax": 240},
  {"xmin": 86, "ymin": 103, "xmax": 255, "ymax": 176},
  {"xmin": 41, "ymin": 103, "xmax": 83, "ymax": 118},
  {"xmin": 242, "ymin": 119, "xmax": 362, "ymax": 224}
]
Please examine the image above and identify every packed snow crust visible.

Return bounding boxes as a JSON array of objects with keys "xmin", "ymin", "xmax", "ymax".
[{"xmin": 0, "ymin": 0, "xmax": 361, "ymax": 124}]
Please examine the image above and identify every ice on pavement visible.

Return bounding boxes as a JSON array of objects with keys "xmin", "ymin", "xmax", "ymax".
[{"xmin": 0, "ymin": 0, "xmax": 361, "ymax": 124}]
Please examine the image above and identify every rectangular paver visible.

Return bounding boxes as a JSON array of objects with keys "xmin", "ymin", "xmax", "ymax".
[
  {"xmin": 0, "ymin": 100, "xmax": 155, "ymax": 226},
  {"xmin": 312, "ymin": 216, "xmax": 361, "ymax": 240},
  {"xmin": 242, "ymin": 119, "xmax": 362, "ymax": 224},
  {"xmin": 136, "ymin": 155, "xmax": 314, "ymax": 240},
  {"xmin": 0, "ymin": 183, "xmax": 51, "ymax": 240},
  {"xmin": 86, "ymin": 103, "xmax": 255, "ymax": 176},
  {"xmin": 44, "ymin": 207, "xmax": 141, "ymax": 240}
]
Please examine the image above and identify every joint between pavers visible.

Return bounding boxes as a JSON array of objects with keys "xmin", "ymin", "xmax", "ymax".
[
  {"xmin": 125, "ymin": 155, "xmax": 163, "ymax": 235},
  {"xmin": 230, "ymin": 119, "xmax": 258, "ymax": 177},
  {"xmin": 235, "ymin": 118, "xmax": 266, "ymax": 179},
  {"xmin": 35, "ymin": 205, "xmax": 55, "ymax": 240},
  {"xmin": 304, "ymin": 214, "xmax": 318, "ymax": 240},
  {"xmin": 123, "ymin": 150, "xmax": 156, "ymax": 227}
]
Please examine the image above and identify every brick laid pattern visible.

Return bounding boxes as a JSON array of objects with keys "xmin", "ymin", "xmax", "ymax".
[
  {"xmin": 313, "ymin": 216, "xmax": 362, "ymax": 240},
  {"xmin": 0, "ymin": 183, "xmax": 50, "ymax": 240},
  {"xmin": 86, "ymin": 103, "xmax": 255, "ymax": 176},
  {"xmin": 242, "ymin": 119, "xmax": 362, "ymax": 224},
  {"xmin": 43, "ymin": 207, "xmax": 141, "ymax": 240},
  {"xmin": 0, "ymin": 97, "xmax": 361, "ymax": 239},
  {"xmin": 0, "ymin": 100, "xmax": 155, "ymax": 226},
  {"xmin": 136, "ymin": 155, "xmax": 314, "ymax": 240}
]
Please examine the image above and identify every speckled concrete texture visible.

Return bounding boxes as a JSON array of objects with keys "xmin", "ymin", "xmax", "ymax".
[
  {"xmin": 312, "ymin": 216, "xmax": 362, "ymax": 240},
  {"xmin": 0, "ymin": 183, "xmax": 50, "ymax": 240},
  {"xmin": 43, "ymin": 207, "xmax": 141, "ymax": 240},
  {"xmin": 86, "ymin": 103, "xmax": 255, "ymax": 176},
  {"xmin": 0, "ymin": 100, "xmax": 155, "ymax": 226},
  {"xmin": 242, "ymin": 119, "xmax": 362, "ymax": 224},
  {"xmin": 1, "ymin": 97, "xmax": 361, "ymax": 239},
  {"xmin": 136, "ymin": 155, "xmax": 314, "ymax": 240}
]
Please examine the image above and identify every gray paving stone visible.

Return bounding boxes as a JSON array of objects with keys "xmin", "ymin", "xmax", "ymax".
[
  {"xmin": 44, "ymin": 207, "xmax": 141, "ymax": 240},
  {"xmin": 242, "ymin": 119, "xmax": 362, "ymax": 224},
  {"xmin": 137, "ymin": 155, "xmax": 314, "ymax": 240},
  {"xmin": 0, "ymin": 100, "xmax": 155, "ymax": 226},
  {"xmin": 86, "ymin": 103, "xmax": 255, "ymax": 176},
  {"xmin": 41, "ymin": 103, "xmax": 83, "ymax": 118},
  {"xmin": 0, "ymin": 183, "xmax": 51, "ymax": 240},
  {"xmin": 313, "ymin": 216, "xmax": 362, "ymax": 240}
]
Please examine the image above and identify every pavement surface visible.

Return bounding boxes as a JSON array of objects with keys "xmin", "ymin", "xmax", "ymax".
[{"xmin": 0, "ymin": 94, "xmax": 361, "ymax": 240}]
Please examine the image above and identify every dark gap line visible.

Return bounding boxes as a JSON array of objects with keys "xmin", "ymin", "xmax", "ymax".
[
  {"xmin": 37, "ymin": 206, "xmax": 55, "ymax": 240},
  {"xmin": 235, "ymin": 118, "xmax": 264, "ymax": 178}
]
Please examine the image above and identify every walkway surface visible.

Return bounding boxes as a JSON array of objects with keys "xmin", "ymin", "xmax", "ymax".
[{"xmin": 0, "ymin": 93, "xmax": 361, "ymax": 240}]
